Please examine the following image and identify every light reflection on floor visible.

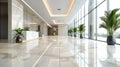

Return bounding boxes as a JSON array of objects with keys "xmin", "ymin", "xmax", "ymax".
[{"xmin": 0, "ymin": 36, "xmax": 120, "ymax": 67}]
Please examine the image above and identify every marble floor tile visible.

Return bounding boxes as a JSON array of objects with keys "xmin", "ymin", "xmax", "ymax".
[{"xmin": 0, "ymin": 36, "xmax": 120, "ymax": 67}]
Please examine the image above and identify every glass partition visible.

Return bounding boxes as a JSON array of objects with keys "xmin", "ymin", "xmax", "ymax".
[{"xmin": 68, "ymin": 0, "xmax": 120, "ymax": 44}]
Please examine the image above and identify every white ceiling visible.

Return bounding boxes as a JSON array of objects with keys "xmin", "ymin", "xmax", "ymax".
[
  {"xmin": 22, "ymin": 0, "xmax": 86, "ymax": 25},
  {"xmin": 47, "ymin": 0, "xmax": 71, "ymax": 14}
]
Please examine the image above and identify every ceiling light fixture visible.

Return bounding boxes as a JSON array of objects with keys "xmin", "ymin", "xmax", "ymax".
[
  {"xmin": 43, "ymin": 0, "xmax": 75, "ymax": 17},
  {"xmin": 57, "ymin": 9, "xmax": 61, "ymax": 10},
  {"xmin": 53, "ymin": 20, "xmax": 66, "ymax": 25},
  {"xmin": 29, "ymin": 23, "xmax": 37, "ymax": 25}
]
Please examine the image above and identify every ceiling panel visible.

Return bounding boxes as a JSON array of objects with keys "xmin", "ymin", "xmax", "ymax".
[{"xmin": 47, "ymin": 0, "xmax": 72, "ymax": 14}]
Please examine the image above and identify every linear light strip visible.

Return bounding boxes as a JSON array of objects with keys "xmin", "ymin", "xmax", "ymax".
[
  {"xmin": 32, "ymin": 44, "xmax": 52, "ymax": 67},
  {"xmin": 53, "ymin": 20, "xmax": 66, "ymax": 25},
  {"xmin": 43, "ymin": 0, "xmax": 75, "ymax": 17},
  {"xmin": 67, "ymin": 0, "xmax": 75, "ymax": 15}
]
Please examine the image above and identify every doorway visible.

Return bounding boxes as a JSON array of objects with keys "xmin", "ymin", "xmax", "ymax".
[
  {"xmin": 48, "ymin": 25, "xmax": 58, "ymax": 36},
  {"xmin": 0, "ymin": 2, "xmax": 8, "ymax": 42}
]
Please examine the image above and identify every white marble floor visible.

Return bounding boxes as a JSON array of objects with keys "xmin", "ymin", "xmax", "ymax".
[{"xmin": 0, "ymin": 36, "xmax": 120, "ymax": 67}]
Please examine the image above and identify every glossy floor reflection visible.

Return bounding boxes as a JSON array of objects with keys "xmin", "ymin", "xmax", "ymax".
[{"xmin": 0, "ymin": 36, "xmax": 120, "ymax": 67}]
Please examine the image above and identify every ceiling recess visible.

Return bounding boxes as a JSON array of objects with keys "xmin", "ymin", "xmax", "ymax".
[{"xmin": 42, "ymin": 0, "xmax": 75, "ymax": 17}]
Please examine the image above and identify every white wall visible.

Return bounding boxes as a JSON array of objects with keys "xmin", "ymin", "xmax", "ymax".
[
  {"xmin": 8, "ymin": 0, "xmax": 24, "ymax": 42},
  {"xmin": 23, "ymin": 8, "xmax": 42, "ymax": 31},
  {"xmin": 12, "ymin": 0, "xmax": 23, "ymax": 29},
  {"xmin": 58, "ymin": 25, "xmax": 68, "ymax": 36},
  {"xmin": 8, "ymin": 0, "xmax": 48, "ymax": 42}
]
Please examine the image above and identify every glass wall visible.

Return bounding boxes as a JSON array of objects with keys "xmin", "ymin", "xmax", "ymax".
[
  {"xmin": 97, "ymin": 0, "xmax": 107, "ymax": 41},
  {"xmin": 97, "ymin": 0, "xmax": 105, "ymax": 5},
  {"xmin": 68, "ymin": 0, "xmax": 120, "ymax": 44},
  {"xmin": 85, "ymin": 0, "xmax": 88, "ymax": 38},
  {"xmin": 93, "ymin": 8, "xmax": 97, "ymax": 40}
]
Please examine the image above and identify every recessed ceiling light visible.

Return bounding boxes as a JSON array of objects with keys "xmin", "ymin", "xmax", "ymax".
[{"xmin": 57, "ymin": 9, "xmax": 61, "ymax": 10}]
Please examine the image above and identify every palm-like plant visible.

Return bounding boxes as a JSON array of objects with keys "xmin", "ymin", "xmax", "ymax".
[
  {"xmin": 78, "ymin": 24, "xmax": 85, "ymax": 38},
  {"xmin": 14, "ymin": 28, "xmax": 24, "ymax": 43},
  {"xmin": 14, "ymin": 28, "xmax": 24, "ymax": 34},
  {"xmin": 73, "ymin": 27, "xmax": 77, "ymax": 37},
  {"xmin": 73, "ymin": 27, "xmax": 77, "ymax": 33},
  {"xmin": 100, "ymin": 8, "xmax": 120, "ymax": 45},
  {"xmin": 68, "ymin": 29, "xmax": 73, "ymax": 36}
]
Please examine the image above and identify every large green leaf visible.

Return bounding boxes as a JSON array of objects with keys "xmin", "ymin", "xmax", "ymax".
[
  {"xmin": 73, "ymin": 27, "xmax": 77, "ymax": 33},
  {"xmin": 78, "ymin": 24, "xmax": 85, "ymax": 34},
  {"xmin": 100, "ymin": 8, "xmax": 120, "ymax": 36}
]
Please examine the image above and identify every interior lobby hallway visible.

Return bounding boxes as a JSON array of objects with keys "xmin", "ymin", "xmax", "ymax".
[{"xmin": 0, "ymin": 36, "xmax": 120, "ymax": 67}]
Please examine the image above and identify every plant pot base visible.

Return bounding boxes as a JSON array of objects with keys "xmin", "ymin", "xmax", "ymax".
[
  {"xmin": 80, "ymin": 34, "xmax": 83, "ymax": 39},
  {"xmin": 16, "ymin": 36, "xmax": 23, "ymax": 43},
  {"xmin": 107, "ymin": 36, "xmax": 116, "ymax": 45}
]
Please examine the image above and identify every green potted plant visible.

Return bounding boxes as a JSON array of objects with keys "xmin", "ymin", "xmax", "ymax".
[
  {"xmin": 14, "ymin": 28, "xmax": 24, "ymax": 43},
  {"xmin": 73, "ymin": 27, "xmax": 77, "ymax": 37},
  {"xmin": 78, "ymin": 24, "xmax": 85, "ymax": 38},
  {"xmin": 68, "ymin": 29, "xmax": 73, "ymax": 36},
  {"xmin": 100, "ymin": 8, "xmax": 120, "ymax": 45}
]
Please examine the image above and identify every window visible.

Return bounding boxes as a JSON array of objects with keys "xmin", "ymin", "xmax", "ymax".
[
  {"xmin": 85, "ymin": 15, "xmax": 88, "ymax": 38},
  {"xmin": 85, "ymin": 0, "xmax": 88, "ymax": 15},
  {"xmin": 97, "ymin": 1, "xmax": 107, "ymax": 41},
  {"xmin": 97, "ymin": 0, "xmax": 105, "ymax": 5},
  {"xmin": 84, "ymin": 0, "xmax": 88, "ymax": 38},
  {"xmin": 81, "ymin": 6, "xmax": 84, "ymax": 24},
  {"xmin": 93, "ymin": 9, "xmax": 97, "ymax": 39}
]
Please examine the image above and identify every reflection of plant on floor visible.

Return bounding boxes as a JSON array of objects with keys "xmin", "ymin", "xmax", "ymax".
[{"xmin": 14, "ymin": 28, "xmax": 24, "ymax": 43}]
